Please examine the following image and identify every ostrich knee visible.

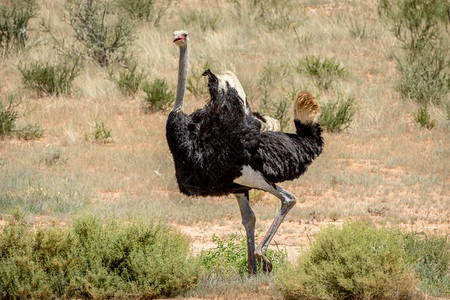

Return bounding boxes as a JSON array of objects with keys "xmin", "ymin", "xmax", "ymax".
[{"xmin": 280, "ymin": 191, "xmax": 296, "ymax": 214}]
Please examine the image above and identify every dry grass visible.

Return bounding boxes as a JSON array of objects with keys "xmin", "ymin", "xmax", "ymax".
[{"xmin": 0, "ymin": 0, "xmax": 449, "ymax": 291}]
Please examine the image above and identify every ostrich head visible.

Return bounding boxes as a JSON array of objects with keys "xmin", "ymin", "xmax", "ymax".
[{"xmin": 173, "ymin": 30, "xmax": 188, "ymax": 47}]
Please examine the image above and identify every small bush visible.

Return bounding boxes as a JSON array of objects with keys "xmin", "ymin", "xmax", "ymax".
[
  {"xmin": 114, "ymin": 62, "xmax": 147, "ymax": 96},
  {"xmin": 142, "ymin": 78, "xmax": 174, "ymax": 112},
  {"xmin": 69, "ymin": 0, "xmax": 135, "ymax": 66},
  {"xmin": 379, "ymin": 0, "xmax": 449, "ymax": 104},
  {"xmin": 297, "ymin": 56, "xmax": 347, "ymax": 91},
  {"xmin": 85, "ymin": 120, "xmax": 113, "ymax": 144},
  {"xmin": 0, "ymin": 94, "xmax": 20, "ymax": 137},
  {"xmin": 0, "ymin": 216, "xmax": 198, "ymax": 299},
  {"xmin": 395, "ymin": 47, "xmax": 448, "ymax": 105},
  {"xmin": 276, "ymin": 221, "xmax": 418, "ymax": 300},
  {"xmin": 319, "ymin": 95, "xmax": 356, "ymax": 132},
  {"xmin": 413, "ymin": 105, "xmax": 435, "ymax": 129},
  {"xmin": 19, "ymin": 59, "xmax": 81, "ymax": 96},
  {"xmin": 0, "ymin": 0, "xmax": 36, "ymax": 55},
  {"xmin": 199, "ymin": 233, "xmax": 287, "ymax": 276}
]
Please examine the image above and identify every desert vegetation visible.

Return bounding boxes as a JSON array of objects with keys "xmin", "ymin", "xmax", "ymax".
[{"xmin": 0, "ymin": 0, "xmax": 449, "ymax": 298}]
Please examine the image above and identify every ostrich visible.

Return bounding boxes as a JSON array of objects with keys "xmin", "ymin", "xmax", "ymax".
[{"xmin": 167, "ymin": 30, "xmax": 324, "ymax": 275}]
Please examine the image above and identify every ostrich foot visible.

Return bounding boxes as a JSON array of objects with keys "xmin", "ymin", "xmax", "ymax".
[{"xmin": 256, "ymin": 253, "xmax": 273, "ymax": 273}]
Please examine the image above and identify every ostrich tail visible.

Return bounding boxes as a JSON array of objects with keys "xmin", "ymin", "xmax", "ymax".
[{"xmin": 294, "ymin": 91, "xmax": 320, "ymax": 125}]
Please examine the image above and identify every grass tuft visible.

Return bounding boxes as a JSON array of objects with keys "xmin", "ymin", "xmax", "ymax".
[
  {"xmin": 85, "ymin": 120, "xmax": 114, "ymax": 144},
  {"xmin": 319, "ymin": 95, "xmax": 356, "ymax": 132},
  {"xmin": 413, "ymin": 105, "xmax": 435, "ymax": 129},
  {"xmin": 113, "ymin": 62, "xmax": 147, "ymax": 96},
  {"xmin": 142, "ymin": 78, "xmax": 174, "ymax": 112},
  {"xmin": 297, "ymin": 56, "xmax": 347, "ymax": 91},
  {"xmin": 19, "ymin": 59, "xmax": 81, "ymax": 96}
]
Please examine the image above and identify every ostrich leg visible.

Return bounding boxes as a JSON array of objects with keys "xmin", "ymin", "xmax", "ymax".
[
  {"xmin": 235, "ymin": 192, "xmax": 257, "ymax": 275},
  {"xmin": 234, "ymin": 166, "xmax": 296, "ymax": 273},
  {"xmin": 255, "ymin": 186, "xmax": 295, "ymax": 272}
]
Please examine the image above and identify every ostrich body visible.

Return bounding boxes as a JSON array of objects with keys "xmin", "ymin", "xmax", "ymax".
[{"xmin": 166, "ymin": 30, "xmax": 324, "ymax": 275}]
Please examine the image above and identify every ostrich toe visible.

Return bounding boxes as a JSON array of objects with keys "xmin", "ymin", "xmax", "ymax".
[{"xmin": 256, "ymin": 253, "xmax": 273, "ymax": 273}]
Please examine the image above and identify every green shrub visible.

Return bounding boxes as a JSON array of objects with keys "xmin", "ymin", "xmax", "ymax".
[
  {"xmin": 413, "ymin": 105, "xmax": 435, "ymax": 129},
  {"xmin": 0, "ymin": 0, "xmax": 36, "ymax": 55},
  {"xmin": 378, "ymin": 0, "xmax": 449, "ymax": 104},
  {"xmin": 0, "ymin": 216, "xmax": 198, "ymax": 299},
  {"xmin": 19, "ymin": 59, "xmax": 81, "ymax": 96},
  {"xmin": 276, "ymin": 221, "xmax": 417, "ymax": 300},
  {"xmin": 297, "ymin": 56, "xmax": 347, "ymax": 91},
  {"xmin": 395, "ymin": 47, "xmax": 448, "ymax": 105},
  {"xmin": 69, "ymin": 0, "xmax": 135, "ymax": 66},
  {"xmin": 199, "ymin": 233, "xmax": 287, "ymax": 276},
  {"xmin": 0, "ymin": 94, "xmax": 20, "ymax": 137},
  {"xmin": 85, "ymin": 120, "xmax": 114, "ymax": 143},
  {"xmin": 404, "ymin": 233, "xmax": 449, "ymax": 297},
  {"xmin": 114, "ymin": 62, "xmax": 147, "ymax": 96},
  {"xmin": 142, "ymin": 78, "xmax": 174, "ymax": 112},
  {"xmin": 319, "ymin": 95, "xmax": 356, "ymax": 132}
]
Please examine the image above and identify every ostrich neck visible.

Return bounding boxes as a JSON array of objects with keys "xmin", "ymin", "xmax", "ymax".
[{"xmin": 174, "ymin": 45, "xmax": 189, "ymax": 111}]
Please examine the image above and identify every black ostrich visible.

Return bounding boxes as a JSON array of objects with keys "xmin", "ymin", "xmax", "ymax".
[{"xmin": 166, "ymin": 30, "xmax": 324, "ymax": 275}]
